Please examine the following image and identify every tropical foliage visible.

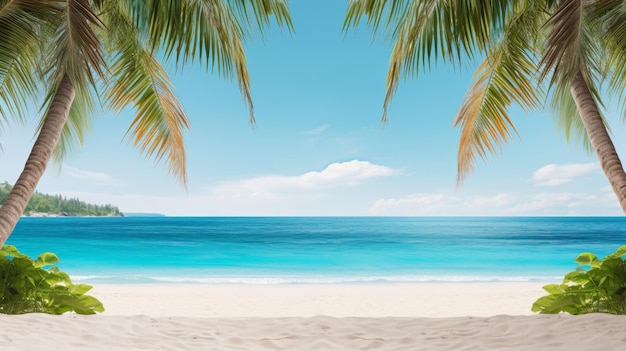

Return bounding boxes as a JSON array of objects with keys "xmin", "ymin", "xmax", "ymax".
[
  {"xmin": 343, "ymin": 0, "xmax": 626, "ymax": 212},
  {"xmin": 0, "ymin": 0, "xmax": 292, "ymax": 243},
  {"xmin": 532, "ymin": 246, "xmax": 626, "ymax": 315},
  {"xmin": 0, "ymin": 182, "xmax": 121, "ymax": 216},
  {"xmin": 0, "ymin": 245, "xmax": 103, "ymax": 314}
]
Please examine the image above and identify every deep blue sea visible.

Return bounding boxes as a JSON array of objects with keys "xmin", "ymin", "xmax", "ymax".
[{"xmin": 6, "ymin": 217, "xmax": 626, "ymax": 284}]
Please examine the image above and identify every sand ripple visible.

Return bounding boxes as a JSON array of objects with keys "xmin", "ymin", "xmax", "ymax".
[{"xmin": 1, "ymin": 314, "xmax": 626, "ymax": 350}]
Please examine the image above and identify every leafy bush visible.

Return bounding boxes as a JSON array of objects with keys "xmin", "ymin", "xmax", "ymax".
[
  {"xmin": 0, "ymin": 245, "xmax": 104, "ymax": 314},
  {"xmin": 532, "ymin": 246, "xmax": 626, "ymax": 315}
]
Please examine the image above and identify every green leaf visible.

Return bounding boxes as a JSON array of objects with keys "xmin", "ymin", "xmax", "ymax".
[
  {"xmin": 612, "ymin": 246, "xmax": 626, "ymax": 259},
  {"xmin": 33, "ymin": 252, "xmax": 60, "ymax": 268},
  {"xmin": 48, "ymin": 271, "xmax": 72, "ymax": 285},
  {"xmin": 69, "ymin": 284, "xmax": 93, "ymax": 295},
  {"xmin": 542, "ymin": 283, "xmax": 566, "ymax": 295},
  {"xmin": 532, "ymin": 294, "xmax": 577, "ymax": 314},
  {"xmin": 0, "ymin": 245, "xmax": 104, "ymax": 315},
  {"xmin": 534, "ymin": 246, "xmax": 626, "ymax": 315},
  {"xmin": 575, "ymin": 252, "xmax": 598, "ymax": 266},
  {"xmin": 0, "ymin": 245, "xmax": 27, "ymax": 259},
  {"xmin": 54, "ymin": 295, "xmax": 104, "ymax": 315},
  {"xmin": 564, "ymin": 272, "xmax": 589, "ymax": 285}
]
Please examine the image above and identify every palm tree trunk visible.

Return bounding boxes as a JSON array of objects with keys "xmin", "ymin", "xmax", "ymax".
[
  {"xmin": 0, "ymin": 74, "xmax": 75, "ymax": 245},
  {"xmin": 571, "ymin": 71, "xmax": 626, "ymax": 213}
]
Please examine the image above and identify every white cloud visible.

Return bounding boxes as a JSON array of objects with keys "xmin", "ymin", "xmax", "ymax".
[
  {"xmin": 212, "ymin": 160, "xmax": 399, "ymax": 200},
  {"xmin": 368, "ymin": 189, "xmax": 620, "ymax": 216},
  {"xmin": 368, "ymin": 193, "xmax": 454, "ymax": 215},
  {"xmin": 64, "ymin": 166, "xmax": 114, "ymax": 185},
  {"xmin": 530, "ymin": 163, "xmax": 598, "ymax": 186},
  {"xmin": 49, "ymin": 162, "xmax": 622, "ymax": 217},
  {"xmin": 368, "ymin": 193, "xmax": 515, "ymax": 216},
  {"xmin": 509, "ymin": 191, "xmax": 618, "ymax": 215},
  {"xmin": 468, "ymin": 193, "xmax": 516, "ymax": 208},
  {"xmin": 601, "ymin": 185, "xmax": 613, "ymax": 193},
  {"xmin": 44, "ymin": 161, "xmax": 401, "ymax": 216},
  {"xmin": 53, "ymin": 186, "xmax": 622, "ymax": 217},
  {"xmin": 303, "ymin": 124, "xmax": 330, "ymax": 135}
]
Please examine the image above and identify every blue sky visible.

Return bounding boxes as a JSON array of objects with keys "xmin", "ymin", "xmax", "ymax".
[{"xmin": 0, "ymin": 1, "xmax": 623, "ymax": 216}]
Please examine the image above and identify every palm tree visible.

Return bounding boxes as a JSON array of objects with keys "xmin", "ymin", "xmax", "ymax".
[
  {"xmin": 344, "ymin": 0, "xmax": 626, "ymax": 213},
  {"xmin": 0, "ymin": 0, "xmax": 292, "ymax": 245}
]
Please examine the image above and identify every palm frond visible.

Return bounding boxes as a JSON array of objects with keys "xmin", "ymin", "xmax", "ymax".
[
  {"xmin": 344, "ymin": 0, "xmax": 512, "ymax": 123},
  {"xmin": 540, "ymin": 0, "xmax": 608, "ymax": 151},
  {"xmin": 37, "ymin": 79, "xmax": 95, "ymax": 163},
  {"xmin": 127, "ymin": 0, "xmax": 292, "ymax": 124},
  {"xmin": 455, "ymin": 1, "xmax": 546, "ymax": 184},
  {"xmin": 141, "ymin": 0, "xmax": 292, "ymax": 67},
  {"xmin": 596, "ymin": 0, "xmax": 626, "ymax": 118},
  {"xmin": 549, "ymin": 82, "xmax": 604, "ymax": 152},
  {"xmin": 0, "ymin": 0, "xmax": 59, "ymax": 125},
  {"xmin": 229, "ymin": 0, "xmax": 293, "ymax": 33},
  {"xmin": 539, "ymin": 0, "xmax": 600, "ymax": 91},
  {"xmin": 49, "ymin": 0, "xmax": 106, "ymax": 92},
  {"xmin": 105, "ymin": 11, "xmax": 190, "ymax": 185},
  {"xmin": 181, "ymin": 0, "xmax": 254, "ymax": 122},
  {"xmin": 32, "ymin": 0, "xmax": 105, "ymax": 163}
]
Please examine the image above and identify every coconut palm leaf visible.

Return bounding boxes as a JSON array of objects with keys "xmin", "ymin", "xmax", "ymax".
[
  {"xmin": 455, "ymin": 1, "xmax": 546, "ymax": 184},
  {"xmin": 108, "ymin": 50, "xmax": 190, "ymax": 186},
  {"xmin": 539, "ymin": 0, "xmax": 600, "ymax": 93},
  {"xmin": 49, "ymin": 0, "xmax": 106, "ymax": 91},
  {"xmin": 345, "ymin": 0, "xmax": 626, "ymax": 212},
  {"xmin": 105, "ymin": 8, "xmax": 190, "ymax": 185},
  {"xmin": 33, "ymin": 0, "xmax": 105, "ymax": 162},
  {"xmin": 540, "ymin": 0, "xmax": 608, "ymax": 152},
  {"xmin": 549, "ymin": 83, "xmax": 608, "ymax": 153},
  {"xmin": 139, "ymin": 0, "xmax": 292, "ymax": 66},
  {"xmin": 128, "ymin": 0, "xmax": 292, "ymax": 124},
  {"xmin": 0, "ymin": 0, "xmax": 293, "ymax": 241},
  {"xmin": 230, "ymin": 0, "xmax": 292, "ymax": 31},
  {"xmin": 37, "ymin": 80, "xmax": 96, "ymax": 163},
  {"xmin": 0, "ymin": 0, "xmax": 59, "ymax": 125},
  {"xmin": 345, "ymin": 0, "xmax": 512, "ymax": 123},
  {"xmin": 597, "ymin": 0, "xmax": 626, "ymax": 117}
]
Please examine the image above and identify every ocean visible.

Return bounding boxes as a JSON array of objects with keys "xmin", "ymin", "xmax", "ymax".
[{"xmin": 6, "ymin": 217, "xmax": 626, "ymax": 284}]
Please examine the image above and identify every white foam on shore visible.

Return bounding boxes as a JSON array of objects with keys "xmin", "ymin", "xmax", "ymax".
[{"xmin": 73, "ymin": 274, "xmax": 562, "ymax": 284}]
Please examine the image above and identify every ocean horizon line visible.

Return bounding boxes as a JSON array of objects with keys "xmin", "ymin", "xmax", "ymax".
[{"xmin": 19, "ymin": 214, "xmax": 626, "ymax": 218}]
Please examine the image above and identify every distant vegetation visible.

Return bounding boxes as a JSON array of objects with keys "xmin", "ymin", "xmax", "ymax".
[{"xmin": 0, "ymin": 182, "xmax": 122, "ymax": 217}]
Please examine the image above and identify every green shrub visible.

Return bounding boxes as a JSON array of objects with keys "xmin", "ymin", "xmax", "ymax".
[
  {"xmin": 532, "ymin": 245, "xmax": 626, "ymax": 315},
  {"xmin": 0, "ymin": 245, "xmax": 104, "ymax": 314}
]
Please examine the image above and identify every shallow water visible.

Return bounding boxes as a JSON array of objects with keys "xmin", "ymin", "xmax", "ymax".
[{"xmin": 7, "ymin": 216, "xmax": 626, "ymax": 284}]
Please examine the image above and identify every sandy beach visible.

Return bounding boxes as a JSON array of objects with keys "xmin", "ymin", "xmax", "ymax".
[
  {"xmin": 90, "ymin": 282, "xmax": 545, "ymax": 317},
  {"xmin": 2, "ymin": 282, "xmax": 626, "ymax": 350}
]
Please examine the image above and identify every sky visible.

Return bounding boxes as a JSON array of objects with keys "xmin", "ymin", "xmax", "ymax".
[{"xmin": 0, "ymin": 1, "xmax": 624, "ymax": 216}]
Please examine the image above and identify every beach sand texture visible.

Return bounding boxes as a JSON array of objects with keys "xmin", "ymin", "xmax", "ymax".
[
  {"xmin": 1, "ymin": 283, "xmax": 626, "ymax": 350},
  {"xmin": 90, "ymin": 283, "xmax": 546, "ymax": 317},
  {"xmin": 2, "ymin": 313, "xmax": 626, "ymax": 350}
]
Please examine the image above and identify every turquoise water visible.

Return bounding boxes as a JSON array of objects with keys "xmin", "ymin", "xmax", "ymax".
[{"xmin": 6, "ymin": 217, "xmax": 626, "ymax": 284}]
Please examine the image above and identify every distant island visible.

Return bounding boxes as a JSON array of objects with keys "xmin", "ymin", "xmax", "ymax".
[{"xmin": 0, "ymin": 181, "xmax": 123, "ymax": 217}]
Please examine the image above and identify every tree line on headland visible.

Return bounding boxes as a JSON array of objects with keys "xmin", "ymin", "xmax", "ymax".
[{"xmin": 0, "ymin": 182, "xmax": 121, "ymax": 217}]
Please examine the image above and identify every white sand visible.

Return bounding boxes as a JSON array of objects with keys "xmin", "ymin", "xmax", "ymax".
[
  {"xmin": 90, "ymin": 282, "xmax": 545, "ymax": 317},
  {"xmin": 2, "ymin": 283, "xmax": 626, "ymax": 350}
]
